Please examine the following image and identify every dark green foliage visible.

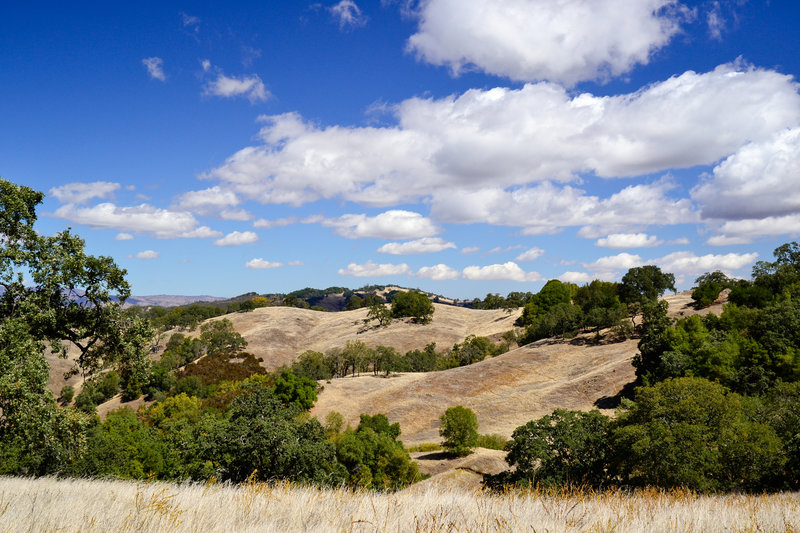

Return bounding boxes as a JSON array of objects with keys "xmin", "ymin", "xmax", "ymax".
[
  {"xmin": 499, "ymin": 409, "xmax": 612, "ymax": 488},
  {"xmin": 273, "ymin": 369, "xmax": 318, "ymax": 410},
  {"xmin": 619, "ymin": 265, "xmax": 676, "ymax": 304},
  {"xmin": 59, "ymin": 385, "xmax": 75, "ymax": 404},
  {"xmin": 391, "ymin": 291, "xmax": 434, "ymax": 323},
  {"xmin": 404, "ymin": 343, "xmax": 439, "ymax": 372},
  {"xmin": 345, "ymin": 295, "xmax": 363, "ymax": 310},
  {"xmin": 74, "ymin": 371, "xmax": 121, "ymax": 413},
  {"xmin": 519, "ymin": 280, "xmax": 572, "ymax": 326},
  {"xmin": 291, "ymin": 350, "xmax": 334, "ymax": 380},
  {"xmin": 691, "ymin": 271, "xmax": 735, "ymax": 308},
  {"xmin": 613, "ymin": 378, "xmax": 784, "ymax": 492},
  {"xmin": 145, "ymin": 304, "xmax": 224, "ymax": 331},
  {"xmin": 335, "ymin": 413, "xmax": 419, "ymax": 490},
  {"xmin": 364, "ymin": 302, "xmax": 393, "ymax": 327},
  {"xmin": 520, "ymin": 302, "xmax": 584, "ymax": 344},
  {"xmin": 74, "ymin": 408, "xmax": 168, "ymax": 479},
  {"xmin": 439, "ymin": 406, "xmax": 479, "ymax": 456},
  {"xmin": 215, "ymin": 385, "xmax": 345, "ymax": 485},
  {"xmin": 728, "ymin": 282, "xmax": 774, "ymax": 308}
]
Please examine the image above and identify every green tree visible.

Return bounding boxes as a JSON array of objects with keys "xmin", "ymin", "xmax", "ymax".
[
  {"xmin": 365, "ymin": 302, "xmax": 393, "ymax": 327},
  {"xmin": 199, "ymin": 319, "xmax": 247, "ymax": 356},
  {"xmin": 619, "ymin": 265, "xmax": 676, "ymax": 304},
  {"xmin": 0, "ymin": 179, "xmax": 151, "ymax": 474},
  {"xmin": 500, "ymin": 409, "xmax": 612, "ymax": 488},
  {"xmin": 439, "ymin": 406, "xmax": 479, "ymax": 456},
  {"xmin": 273, "ymin": 369, "xmax": 318, "ymax": 410},
  {"xmin": 391, "ymin": 291, "xmax": 434, "ymax": 324}
]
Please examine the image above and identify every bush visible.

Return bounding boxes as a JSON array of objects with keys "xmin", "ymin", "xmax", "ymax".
[
  {"xmin": 59, "ymin": 385, "xmax": 75, "ymax": 404},
  {"xmin": 440, "ymin": 406, "xmax": 479, "ymax": 457},
  {"xmin": 476, "ymin": 433, "xmax": 508, "ymax": 450},
  {"xmin": 391, "ymin": 291, "xmax": 434, "ymax": 324}
]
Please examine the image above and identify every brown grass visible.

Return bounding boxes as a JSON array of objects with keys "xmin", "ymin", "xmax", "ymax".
[{"xmin": 1, "ymin": 476, "xmax": 798, "ymax": 532}]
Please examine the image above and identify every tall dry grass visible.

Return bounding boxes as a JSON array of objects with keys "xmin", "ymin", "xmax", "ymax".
[{"xmin": 1, "ymin": 476, "xmax": 799, "ymax": 532}]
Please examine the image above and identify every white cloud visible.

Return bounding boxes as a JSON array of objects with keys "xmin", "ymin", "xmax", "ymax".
[
  {"xmin": 654, "ymin": 251, "xmax": 758, "ymax": 278},
  {"xmin": 204, "ymin": 64, "xmax": 799, "ymax": 217},
  {"xmin": 407, "ymin": 0, "xmax": 688, "ymax": 84},
  {"xmin": 329, "ymin": 0, "xmax": 367, "ymax": 29},
  {"xmin": 246, "ymin": 258, "xmax": 283, "ymax": 269},
  {"xmin": 214, "ymin": 231, "xmax": 259, "ymax": 247},
  {"xmin": 181, "ymin": 12, "xmax": 200, "ymax": 32},
  {"xmin": 322, "ymin": 210, "xmax": 439, "ymax": 240},
  {"xmin": 462, "ymin": 261, "xmax": 541, "ymax": 282},
  {"xmin": 142, "ymin": 57, "xmax": 166, "ymax": 81},
  {"xmin": 515, "ymin": 247, "xmax": 545, "ymax": 262},
  {"xmin": 338, "ymin": 261, "xmax": 411, "ymax": 277},
  {"xmin": 175, "ymin": 186, "xmax": 239, "ymax": 214},
  {"xmin": 585, "ymin": 253, "xmax": 643, "ymax": 271},
  {"xmin": 253, "ymin": 217, "xmax": 298, "ymax": 229},
  {"xmin": 115, "ymin": 233, "xmax": 134, "ymax": 241},
  {"xmin": 595, "ymin": 233, "xmax": 663, "ymax": 249},
  {"xmin": 135, "ymin": 250, "xmax": 159, "ymax": 260},
  {"xmin": 706, "ymin": 215, "xmax": 800, "ymax": 246},
  {"xmin": 432, "ymin": 179, "xmax": 696, "ymax": 235},
  {"xmin": 201, "ymin": 59, "xmax": 211, "ymax": 72},
  {"xmin": 220, "ymin": 209, "xmax": 252, "ymax": 221},
  {"xmin": 288, "ymin": 260, "xmax": 304, "ymax": 266},
  {"xmin": 49, "ymin": 181, "xmax": 120, "ymax": 204},
  {"xmin": 52, "ymin": 202, "xmax": 220, "ymax": 239},
  {"xmin": 205, "ymin": 73, "xmax": 269, "ymax": 103},
  {"xmin": 180, "ymin": 226, "xmax": 223, "ymax": 239},
  {"xmin": 693, "ymin": 128, "xmax": 800, "ymax": 221},
  {"xmin": 415, "ymin": 263, "xmax": 461, "ymax": 280},
  {"xmin": 377, "ymin": 237, "xmax": 456, "ymax": 254},
  {"xmin": 558, "ymin": 271, "xmax": 608, "ymax": 284}
]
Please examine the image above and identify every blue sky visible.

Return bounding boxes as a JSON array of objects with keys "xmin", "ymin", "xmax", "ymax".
[{"xmin": 3, "ymin": 1, "xmax": 800, "ymax": 299}]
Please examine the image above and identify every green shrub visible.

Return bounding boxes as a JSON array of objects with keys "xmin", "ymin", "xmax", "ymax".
[{"xmin": 440, "ymin": 406, "xmax": 479, "ymax": 457}]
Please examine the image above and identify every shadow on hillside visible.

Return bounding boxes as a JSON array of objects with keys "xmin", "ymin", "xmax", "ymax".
[
  {"xmin": 415, "ymin": 451, "xmax": 452, "ymax": 461},
  {"xmin": 594, "ymin": 380, "xmax": 637, "ymax": 409}
]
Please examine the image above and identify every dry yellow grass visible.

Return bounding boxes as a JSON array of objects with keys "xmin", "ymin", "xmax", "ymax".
[{"xmin": 1, "ymin": 476, "xmax": 798, "ymax": 532}]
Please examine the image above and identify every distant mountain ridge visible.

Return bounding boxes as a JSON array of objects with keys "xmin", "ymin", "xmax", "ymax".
[{"xmin": 124, "ymin": 295, "xmax": 227, "ymax": 308}]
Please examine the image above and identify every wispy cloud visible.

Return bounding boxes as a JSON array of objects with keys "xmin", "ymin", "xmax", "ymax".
[
  {"xmin": 142, "ymin": 57, "xmax": 166, "ymax": 81},
  {"xmin": 329, "ymin": 1, "xmax": 367, "ymax": 29}
]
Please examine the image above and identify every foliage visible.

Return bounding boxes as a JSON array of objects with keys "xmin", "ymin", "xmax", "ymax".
[
  {"xmin": 391, "ymin": 291, "xmax": 434, "ymax": 324},
  {"xmin": 519, "ymin": 280, "xmax": 572, "ymax": 326},
  {"xmin": 335, "ymin": 414, "xmax": 419, "ymax": 490},
  {"xmin": 613, "ymin": 377, "xmax": 784, "ymax": 492},
  {"xmin": 59, "ymin": 385, "xmax": 75, "ymax": 405},
  {"xmin": 476, "ymin": 433, "xmax": 508, "ymax": 450},
  {"xmin": 74, "ymin": 370, "xmax": 121, "ymax": 413},
  {"xmin": 364, "ymin": 302, "xmax": 393, "ymax": 327},
  {"xmin": 175, "ymin": 351, "xmax": 266, "ymax": 387},
  {"xmin": 199, "ymin": 319, "xmax": 247, "ymax": 356},
  {"xmin": 439, "ymin": 406, "xmax": 479, "ymax": 457},
  {"xmin": 619, "ymin": 265, "xmax": 676, "ymax": 304},
  {"xmin": 214, "ymin": 385, "xmax": 345, "ymax": 485},
  {"xmin": 497, "ymin": 409, "xmax": 612, "ymax": 488},
  {"xmin": 291, "ymin": 350, "xmax": 333, "ymax": 381},
  {"xmin": 273, "ymin": 369, "xmax": 318, "ymax": 410},
  {"xmin": 691, "ymin": 271, "xmax": 735, "ymax": 308}
]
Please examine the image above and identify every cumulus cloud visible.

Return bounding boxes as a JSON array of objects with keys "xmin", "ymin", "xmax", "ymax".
[
  {"xmin": 52, "ymin": 202, "xmax": 221, "ymax": 239},
  {"xmin": 204, "ymin": 64, "xmax": 799, "ymax": 220},
  {"xmin": 432, "ymin": 179, "xmax": 696, "ymax": 235},
  {"xmin": 174, "ymin": 186, "xmax": 239, "ymax": 215},
  {"xmin": 115, "ymin": 233, "xmax": 134, "ymax": 241},
  {"xmin": 595, "ymin": 233, "xmax": 663, "ymax": 249},
  {"xmin": 321, "ymin": 210, "xmax": 439, "ymax": 240},
  {"xmin": 253, "ymin": 217, "xmax": 298, "ymax": 229},
  {"xmin": 462, "ymin": 261, "xmax": 541, "ymax": 282},
  {"xmin": 49, "ymin": 181, "xmax": 120, "ymax": 204},
  {"xmin": 585, "ymin": 253, "xmax": 643, "ymax": 271},
  {"xmin": 329, "ymin": 0, "xmax": 367, "ymax": 29},
  {"xmin": 377, "ymin": 237, "xmax": 456, "ymax": 254},
  {"xmin": 205, "ymin": 73, "xmax": 269, "ymax": 103},
  {"xmin": 515, "ymin": 247, "xmax": 545, "ymax": 262},
  {"xmin": 246, "ymin": 258, "xmax": 282, "ymax": 269},
  {"xmin": 706, "ymin": 215, "xmax": 800, "ymax": 246},
  {"xmin": 142, "ymin": 57, "xmax": 166, "ymax": 81},
  {"xmin": 338, "ymin": 261, "xmax": 411, "ymax": 277},
  {"xmin": 407, "ymin": 0, "xmax": 688, "ymax": 84},
  {"xmin": 214, "ymin": 231, "xmax": 259, "ymax": 246},
  {"xmin": 654, "ymin": 251, "xmax": 758, "ymax": 278},
  {"xmin": 135, "ymin": 250, "xmax": 159, "ymax": 260},
  {"xmin": 558, "ymin": 271, "xmax": 609, "ymax": 283},
  {"xmin": 693, "ymin": 128, "xmax": 800, "ymax": 222},
  {"xmin": 415, "ymin": 263, "xmax": 461, "ymax": 280}
]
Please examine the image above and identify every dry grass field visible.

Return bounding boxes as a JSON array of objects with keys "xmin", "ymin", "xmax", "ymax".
[{"xmin": 1, "ymin": 475, "xmax": 798, "ymax": 532}]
